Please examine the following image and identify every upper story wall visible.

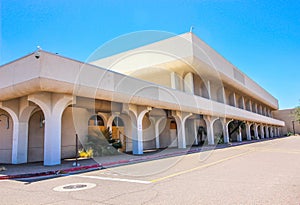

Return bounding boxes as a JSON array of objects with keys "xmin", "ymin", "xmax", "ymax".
[
  {"xmin": 91, "ymin": 32, "xmax": 279, "ymax": 110},
  {"xmin": 0, "ymin": 50, "xmax": 284, "ymax": 127}
]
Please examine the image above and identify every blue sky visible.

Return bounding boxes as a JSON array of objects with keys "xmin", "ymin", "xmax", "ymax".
[{"xmin": 1, "ymin": 0, "xmax": 299, "ymax": 109}]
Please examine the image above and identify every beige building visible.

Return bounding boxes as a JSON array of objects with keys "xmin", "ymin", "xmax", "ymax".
[
  {"xmin": 273, "ymin": 109, "xmax": 300, "ymax": 135},
  {"xmin": 0, "ymin": 32, "xmax": 284, "ymax": 165}
]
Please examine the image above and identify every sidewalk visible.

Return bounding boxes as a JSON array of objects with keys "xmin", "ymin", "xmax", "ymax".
[{"xmin": 0, "ymin": 137, "xmax": 283, "ymax": 180}]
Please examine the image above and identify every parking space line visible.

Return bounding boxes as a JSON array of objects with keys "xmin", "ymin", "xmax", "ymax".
[
  {"xmin": 151, "ymin": 150, "xmax": 253, "ymax": 183},
  {"xmin": 75, "ymin": 175, "xmax": 152, "ymax": 184}
]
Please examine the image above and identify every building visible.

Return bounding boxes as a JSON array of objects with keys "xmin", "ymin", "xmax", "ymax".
[
  {"xmin": 0, "ymin": 32, "xmax": 284, "ymax": 166},
  {"xmin": 273, "ymin": 108, "xmax": 300, "ymax": 135}
]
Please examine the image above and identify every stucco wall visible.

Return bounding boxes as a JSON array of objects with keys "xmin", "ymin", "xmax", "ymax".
[{"xmin": 0, "ymin": 109, "xmax": 13, "ymax": 164}]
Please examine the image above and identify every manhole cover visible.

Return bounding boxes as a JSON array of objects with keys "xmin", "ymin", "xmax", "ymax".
[
  {"xmin": 53, "ymin": 183, "xmax": 96, "ymax": 192},
  {"xmin": 63, "ymin": 184, "xmax": 87, "ymax": 190}
]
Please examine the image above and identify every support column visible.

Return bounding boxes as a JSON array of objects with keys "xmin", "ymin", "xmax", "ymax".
[
  {"xmin": 249, "ymin": 100, "xmax": 252, "ymax": 112},
  {"xmin": 203, "ymin": 116, "xmax": 219, "ymax": 145},
  {"xmin": 123, "ymin": 104, "xmax": 152, "ymax": 155},
  {"xmin": 270, "ymin": 127, "xmax": 274, "ymax": 138},
  {"xmin": 265, "ymin": 126, "xmax": 269, "ymax": 138},
  {"xmin": 237, "ymin": 126, "xmax": 242, "ymax": 142},
  {"xmin": 233, "ymin": 92, "xmax": 237, "ymax": 107},
  {"xmin": 242, "ymin": 96, "xmax": 246, "ymax": 109},
  {"xmin": 150, "ymin": 116, "xmax": 165, "ymax": 149},
  {"xmin": 254, "ymin": 124, "xmax": 259, "ymax": 139},
  {"xmin": 193, "ymin": 120, "xmax": 199, "ymax": 145},
  {"xmin": 28, "ymin": 92, "xmax": 75, "ymax": 166},
  {"xmin": 173, "ymin": 111, "xmax": 192, "ymax": 149},
  {"xmin": 260, "ymin": 125, "xmax": 265, "ymax": 139},
  {"xmin": 1, "ymin": 98, "xmax": 37, "ymax": 164},
  {"xmin": 222, "ymin": 118, "xmax": 232, "ymax": 144},
  {"xmin": 246, "ymin": 122, "xmax": 252, "ymax": 141}
]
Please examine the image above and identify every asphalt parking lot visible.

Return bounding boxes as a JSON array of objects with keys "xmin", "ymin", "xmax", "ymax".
[{"xmin": 1, "ymin": 136, "xmax": 300, "ymax": 205}]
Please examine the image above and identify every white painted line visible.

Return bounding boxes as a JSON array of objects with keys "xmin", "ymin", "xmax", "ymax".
[{"xmin": 76, "ymin": 175, "xmax": 152, "ymax": 184}]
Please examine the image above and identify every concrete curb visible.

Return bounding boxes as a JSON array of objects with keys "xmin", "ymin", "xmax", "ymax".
[{"xmin": 0, "ymin": 164, "xmax": 101, "ymax": 180}]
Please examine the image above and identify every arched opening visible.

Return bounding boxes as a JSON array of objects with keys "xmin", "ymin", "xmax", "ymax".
[
  {"xmin": 0, "ymin": 109, "xmax": 13, "ymax": 163},
  {"xmin": 28, "ymin": 110, "xmax": 45, "ymax": 162},
  {"xmin": 257, "ymin": 125, "xmax": 262, "ymax": 138},
  {"xmin": 241, "ymin": 122, "xmax": 247, "ymax": 141},
  {"xmin": 156, "ymin": 111, "xmax": 178, "ymax": 149},
  {"xmin": 88, "ymin": 115, "xmax": 105, "ymax": 137},
  {"xmin": 250, "ymin": 124, "xmax": 255, "ymax": 140},
  {"xmin": 194, "ymin": 117, "xmax": 207, "ymax": 146},
  {"xmin": 264, "ymin": 126, "xmax": 268, "ymax": 138},
  {"xmin": 185, "ymin": 115, "xmax": 204, "ymax": 146},
  {"xmin": 61, "ymin": 106, "xmax": 77, "ymax": 159},
  {"xmin": 142, "ymin": 114, "xmax": 156, "ymax": 151},
  {"xmin": 88, "ymin": 115, "xmax": 105, "ymax": 126},
  {"xmin": 228, "ymin": 120, "xmax": 243, "ymax": 142},
  {"xmin": 213, "ymin": 119, "xmax": 223, "ymax": 144},
  {"xmin": 111, "ymin": 116, "xmax": 126, "ymax": 152}
]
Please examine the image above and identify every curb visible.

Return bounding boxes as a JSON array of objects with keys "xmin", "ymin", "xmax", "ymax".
[{"xmin": 0, "ymin": 164, "xmax": 101, "ymax": 180}]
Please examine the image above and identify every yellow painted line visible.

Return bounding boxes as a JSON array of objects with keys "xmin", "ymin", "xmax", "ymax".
[{"xmin": 151, "ymin": 150, "xmax": 253, "ymax": 183}]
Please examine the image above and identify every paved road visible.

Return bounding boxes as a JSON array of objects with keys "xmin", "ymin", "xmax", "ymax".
[{"xmin": 1, "ymin": 136, "xmax": 300, "ymax": 205}]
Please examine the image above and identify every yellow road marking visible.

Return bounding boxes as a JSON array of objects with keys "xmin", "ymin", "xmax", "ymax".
[{"xmin": 151, "ymin": 150, "xmax": 253, "ymax": 183}]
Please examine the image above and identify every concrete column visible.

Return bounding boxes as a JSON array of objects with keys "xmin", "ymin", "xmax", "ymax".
[
  {"xmin": 0, "ymin": 98, "xmax": 38, "ymax": 164},
  {"xmin": 28, "ymin": 93, "xmax": 75, "ymax": 166},
  {"xmin": 193, "ymin": 120, "xmax": 199, "ymax": 145},
  {"xmin": 246, "ymin": 122, "xmax": 252, "ymax": 141},
  {"xmin": 171, "ymin": 72, "xmax": 183, "ymax": 91},
  {"xmin": 222, "ymin": 118, "xmax": 232, "ymax": 144},
  {"xmin": 173, "ymin": 111, "xmax": 192, "ymax": 149},
  {"xmin": 270, "ymin": 127, "xmax": 274, "ymax": 138},
  {"xmin": 233, "ymin": 93, "xmax": 237, "ymax": 107},
  {"xmin": 237, "ymin": 126, "xmax": 242, "ymax": 142},
  {"xmin": 249, "ymin": 100, "xmax": 252, "ymax": 112},
  {"xmin": 203, "ymin": 116, "xmax": 218, "ymax": 145},
  {"xmin": 276, "ymin": 127, "xmax": 279, "ymax": 137},
  {"xmin": 260, "ymin": 125, "xmax": 265, "ymax": 139},
  {"xmin": 265, "ymin": 126, "xmax": 270, "ymax": 138},
  {"xmin": 254, "ymin": 124, "xmax": 259, "ymax": 139},
  {"xmin": 125, "ymin": 105, "xmax": 152, "ymax": 155},
  {"xmin": 207, "ymin": 80, "xmax": 211, "ymax": 99},
  {"xmin": 222, "ymin": 87, "xmax": 227, "ymax": 105},
  {"xmin": 150, "ymin": 116, "xmax": 165, "ymax": 149}
]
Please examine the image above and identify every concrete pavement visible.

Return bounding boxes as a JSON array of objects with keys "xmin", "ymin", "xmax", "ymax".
[
  {"xmin": 0, "ymin": 138, "xmax": 274, "ymax": 179},
  {"xmin": 0, "ymin": 135, "xmax": 299, "ymax": 204}
]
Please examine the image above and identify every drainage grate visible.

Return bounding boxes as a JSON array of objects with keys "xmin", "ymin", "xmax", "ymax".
[{"xmin": 53, "ymin": 183, "xmax": 96, "ymax": 192}]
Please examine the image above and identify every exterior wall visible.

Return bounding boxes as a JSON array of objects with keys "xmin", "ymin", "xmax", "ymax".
[
  {"xmin": 0, "ymin": 109, "xmax": 13, "ymax": 163},
  {"xmin": 129, "ymin": 67, "xmax": 172, "ymax": 88},
  {"xmin": 273, "ymin": 109, "xmax": 300, "ymax": 135}
]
